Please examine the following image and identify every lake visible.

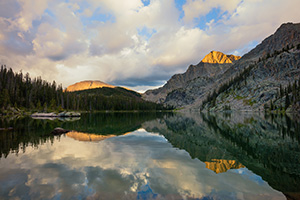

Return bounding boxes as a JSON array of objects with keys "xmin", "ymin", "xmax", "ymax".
[{"xmin": 0, "ymin": 112, "xmax": 299, "ymax": 200}]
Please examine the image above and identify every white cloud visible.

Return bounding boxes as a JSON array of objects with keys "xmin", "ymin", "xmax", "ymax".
[
  {"xmin": 183, "ymin": 0, "xmax": 241, "ymax": 24},
  {"xmin": 16, "ymin": 0, "xmax": 49, "ymax": 31},
  {"xmin": 150, "ymin": 27, "xmax": 211, "ymax": 68},
  {"xmin": 0, "ymin": 0, "xmax": 300, "ymax": 91}
]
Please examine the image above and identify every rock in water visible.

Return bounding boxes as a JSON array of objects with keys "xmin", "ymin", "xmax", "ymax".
[{"xmin": 51, "ymin": 127, "xmax": 70, "ymax": 135}]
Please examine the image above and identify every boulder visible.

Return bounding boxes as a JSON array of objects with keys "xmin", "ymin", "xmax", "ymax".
[
  {"xmin": 51, "ymin": 127, "xmax": 70, "ymax": 135},
  {"xmin": 0, "ymin": 127, "xmax": 13, "ymax": 131}
]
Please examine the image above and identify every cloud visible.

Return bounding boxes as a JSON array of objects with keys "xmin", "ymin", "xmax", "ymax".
[
  {"xmin": 0, "ymin": 0, "xmax": 299, "ymax": 91},
  {"xmin": 33, "ymin": 23, "xmax": 86, "ymax": 61},
  {"xmin": 183, "ymin": 0, "xmax": 241, "ymax": 24},
  {"xmin": 16, "ymin": 0, "xmax": 49, "ymax": 31},
  {"xmin": 0, "ymin": 1, "xmax": 21, "ymax": 19}
]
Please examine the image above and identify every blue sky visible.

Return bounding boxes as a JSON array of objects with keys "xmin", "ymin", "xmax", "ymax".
[{"xmin": 0, "ymin": 0, "xmax": 299, "ymax": 92}]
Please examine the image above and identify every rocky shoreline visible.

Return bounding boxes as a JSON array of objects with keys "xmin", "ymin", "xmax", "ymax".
[{"xmin": 31, "ymin": 112, "xmax": 81, "ymax": 118}]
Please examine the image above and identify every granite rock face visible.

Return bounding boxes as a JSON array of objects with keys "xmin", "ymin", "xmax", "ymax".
[
  {"xmin": 143, "ymin": 22, "xmax": 300, "ymax": 111},
  {"xmin": 142, "ymin": 51, "xmax": 239, "ymax": 106},
  {"xmin": 208, "ymin": 49, "xmax": 300, "ymax": 112}
]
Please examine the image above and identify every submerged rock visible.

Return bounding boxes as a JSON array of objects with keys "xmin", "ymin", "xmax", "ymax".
[
  {"xmin": 0, "ymin": 127, "xmax": 13, "ymax": 131},
  {"xmin": 51, "ymin": 127, "xmax": 70, "ymax": 135}
]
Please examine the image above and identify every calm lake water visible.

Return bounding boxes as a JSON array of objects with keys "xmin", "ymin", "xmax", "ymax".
[{"xmin": 0, "ymin": 112, "xmax": 299, "ymax": 200}]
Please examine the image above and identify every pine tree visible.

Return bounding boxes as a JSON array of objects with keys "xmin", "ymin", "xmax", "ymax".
[
  {"xmin": 270, "ymin": 100, "xmax": 274, "ymax": 111},
  {"xmin": 0, "ymin": 89, "xmax": 10, "ymax": 108},
  {"xmin": 50, "ymin": 98, "xmax": 56, "ymax": 111},
  {"xmin": 285, "ymin": 94, "xmax": 290, "ymax": 110},
  {"xmin": 36, "ymin": 100, "xmax": 42, "ymax": 111},
  {"xmin": 279, "ymin": 84, "xmax": 284, "ymax": 98}
]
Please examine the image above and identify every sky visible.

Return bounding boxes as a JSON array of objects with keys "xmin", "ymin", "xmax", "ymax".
[{"xmin": 0, "ymin": 0, "xmax": 300, "ymax": 92}]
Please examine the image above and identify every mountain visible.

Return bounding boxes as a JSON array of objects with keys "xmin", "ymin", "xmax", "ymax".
[
  {"xmin": 63, "ymin": 80, "xmax": 170, "ymax": 111},
  {"xmin": 143, "ymin": 22, "xmax": 300, "ymax": 112},
  {"xmin": 201, "ymin": 22, "xmax": 300, "ymax": 112},
  {"xmin": 143, "ymin": 51, "xmax": 241, "ymax": 107},
  {"xmin": 69, "ymin": 86, "xmax": 167, "ymax": 111},
  {"xmin": 66, "ymin": 80, "xmax": 115, "ymax": 92},
  {"xmin": 201, "ymin": 51, "xmax": 241, "ymax": 64}
]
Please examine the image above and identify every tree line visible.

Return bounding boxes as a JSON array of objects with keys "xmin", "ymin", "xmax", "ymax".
[
  {"xmin": 0, "ymin": 65, "xmax": 169, "ymax": 112},
  {"xmin": 0, "ymin": 65, "xmax": 64, "ymax": 111}
]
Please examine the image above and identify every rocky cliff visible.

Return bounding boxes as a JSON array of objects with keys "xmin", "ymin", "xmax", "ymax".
[
  {"xmin": 142, "ymin": 51, "xmax": 240, "ymax": 106},
  {"xmin": 204, "ymin": 48, "xmax": 300, "ymax": 112},
  {"xmin": 143, "ymin": 22, "xmax": 300, "ymax": 111},
  {"xmin": 66, "ymin": 80, "xmax": 115, "ymax": 92},
  {"xmin": 202, "ymin": 23, "xmax": 300, "ymax": 112}
]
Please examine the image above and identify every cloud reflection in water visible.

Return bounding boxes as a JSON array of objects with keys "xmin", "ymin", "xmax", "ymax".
[{"xmin": 0, "ymin": 129, "xmax": 285, "ymax": 199}]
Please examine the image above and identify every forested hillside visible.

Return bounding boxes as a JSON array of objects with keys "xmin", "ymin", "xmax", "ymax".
[{"xmin": 0, "ymin": 65, "xmax": 168, "ymax": 113}]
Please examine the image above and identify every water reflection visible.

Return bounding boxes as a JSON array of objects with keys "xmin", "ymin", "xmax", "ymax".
[
  {"xmin": 66, "ymin": 131, "xmax": 119, "ymax": 142},
  {"xmin": 143, "ymin": 112, "xmax": 300, "ymax": 199},
  {"xmin": 204, "ymin": 159, "xmax": 244, "ymax": 174},
  {"xmin": 0, "ymin": 112, "xmax": 299, "ymax": 199},
  {"xmin": 0, "ymin": 112, "xmax": 169, "ymax": 158}
]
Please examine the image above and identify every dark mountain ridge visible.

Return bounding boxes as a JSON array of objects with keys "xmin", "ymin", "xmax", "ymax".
[{"xmin": 143, "ymin": 22, "xmax": 300, "ymax": 112}]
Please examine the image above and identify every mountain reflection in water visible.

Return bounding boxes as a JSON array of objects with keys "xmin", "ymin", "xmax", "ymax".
[
  {"xmin": 0, "ymin": 112, "xmax": 299, "ymax": 200},
  {"xmin": 66, "ymin": 131, "xmax": 131, "ymax": 142},
  {"xmin": 204, "ymin": 159, "xmax": 245, "ymax": 174}
]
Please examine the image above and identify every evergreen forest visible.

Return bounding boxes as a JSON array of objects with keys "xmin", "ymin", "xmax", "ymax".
[{"xmin": 0, "ymin": 65, "xmax": 169, "ymax": 113}]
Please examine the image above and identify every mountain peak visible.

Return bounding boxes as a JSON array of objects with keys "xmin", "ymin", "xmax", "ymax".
[
  {"xmin": 201, "ymin": 51, "xmax": 241, "ymax": 64},
  {"xmin": 66, "ymin": 80, "xmax": 115, "ymax": 92}
]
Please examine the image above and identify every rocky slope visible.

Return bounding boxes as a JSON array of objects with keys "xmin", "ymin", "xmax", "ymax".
[
  {"xmin": 202, "ymin": 23, "xmax": 300, "ymax": 112},
  {"xmin": 143, "ymin": 22, "xmax": 300, "ymax": 111},
  {"xmin": 66, "ymin": 80, "xmax": 115, "ymax": 92},
  {"xmin": 204, "ymin": 48, "xmax": 300, "ymax": 112},
  {"xmin": 142, "ymin": 51, "xmax": 241, "ymax": 106}
]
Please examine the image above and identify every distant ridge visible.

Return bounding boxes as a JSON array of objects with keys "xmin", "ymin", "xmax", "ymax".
[
  {"xmin": 66, "ymin": 80, "xmax": 115, "ymax": 92},
  {"xmin": 201, "ymin": 51, "xmax": 241, "ymax": 64}
]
